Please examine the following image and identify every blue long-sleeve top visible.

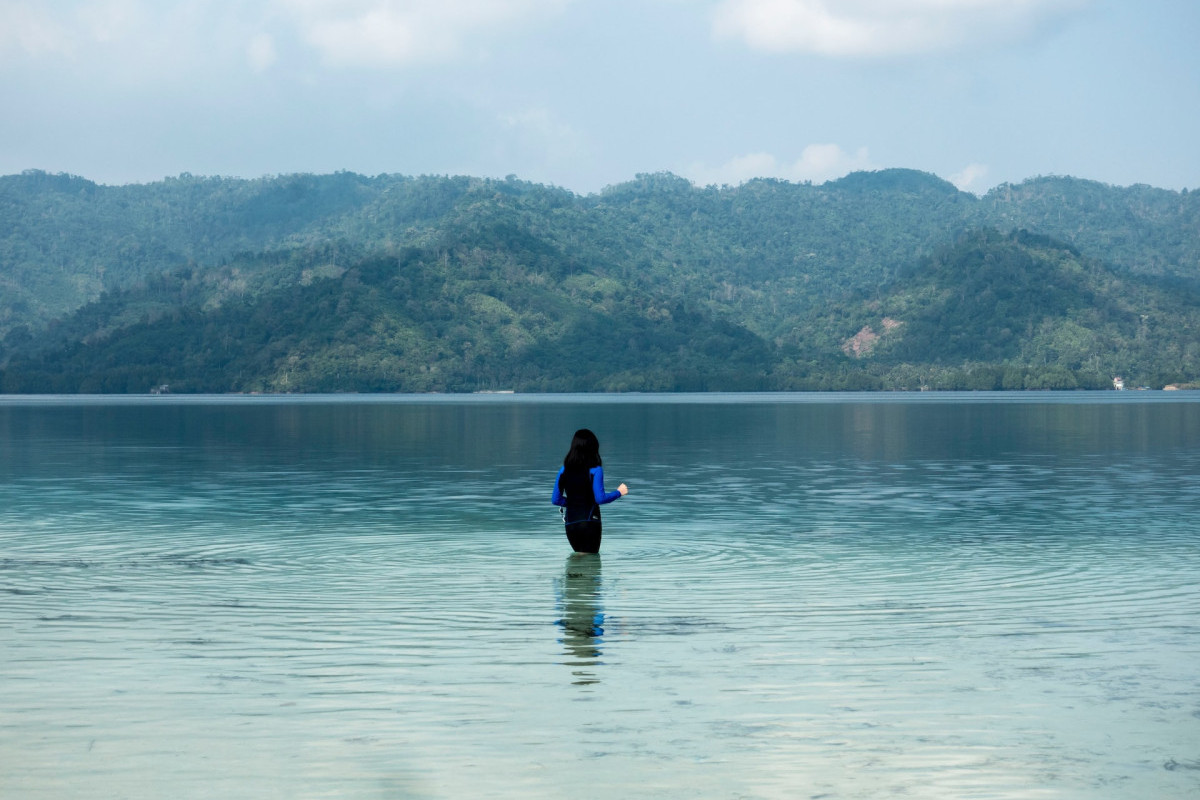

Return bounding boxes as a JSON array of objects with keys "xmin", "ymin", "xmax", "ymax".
[{"xmin": 551, "ymin": 466, "xmax": 622, "ymax": 507}]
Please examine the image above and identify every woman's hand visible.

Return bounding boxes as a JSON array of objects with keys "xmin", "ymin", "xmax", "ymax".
[{"xmin": 617, "ymin": 483, "xmax": 629, "ymax": 496}]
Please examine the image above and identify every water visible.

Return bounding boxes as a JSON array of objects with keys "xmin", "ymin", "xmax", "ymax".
[{"xmin": 1, "ymin": 393, "xmax": 1199, "ymax": 799}]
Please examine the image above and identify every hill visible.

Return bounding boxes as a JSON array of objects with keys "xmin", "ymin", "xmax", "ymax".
[
  {"xmin": 802, "ymin": 229, "xmax": 1200, "ymax": 390},
  {"xmin": 1, "ymin": 169, "xmax": 1198, "ymax": 391}
]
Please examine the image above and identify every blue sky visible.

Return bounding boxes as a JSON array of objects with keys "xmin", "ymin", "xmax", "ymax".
[{"xmin": 1, "ymin": 0, "xmax": 1197, "ymax": 194}]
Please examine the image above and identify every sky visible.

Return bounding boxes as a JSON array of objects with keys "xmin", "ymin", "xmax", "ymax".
[{"xmin": 1, "ymin": 0, "xmax": 1198, "ymax": 195}]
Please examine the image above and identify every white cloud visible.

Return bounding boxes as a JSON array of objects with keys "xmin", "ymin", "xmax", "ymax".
[
  {"xmin": 0, "ymin": 1, "xmax": 568, "ymax": 73},
  {"xmin": 949, "ymin": 162, "xmax": 989, "ymax": 193},
  {"xmin": 0, "ymin": 7, "xmax": 56, "ymax": 57},
  {"xmin": 711, "ymin": 0, "xmax": 1091, "ymax": 57},
  {"xmin": 247, "ymin": 33, "xmax": 278, "ymax": 72},
  {"xmin": 0, "ymin": 0, "xmax": 136, "ymax": 58},
  {"xmin": 496, "ymin": 107, "xmax": 591, "ymax": 181},
  {"xmin": 792, "ymin": 143, "xmax": 874, "ymax": 181},
  {"xmin": 0, "ymin": 1, "xmax": 251, "ymax": 81},
  {"xmin": 277, "ymin": 0, "xmax": 570, "ymax": 67},
  {"xmin": 687, "ymin": 144, "xmax": 876, "ymax": 187},
  {"xmin": 76, "ymin": 0, "xmax": 146, "ymax": 45},
  {"xmin": 501, "ymin": 108, "xmax": 577, "ymax": 148}
]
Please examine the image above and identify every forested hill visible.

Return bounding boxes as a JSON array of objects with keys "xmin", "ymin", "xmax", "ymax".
[{"xmin": 1, "ymin": 168, "xmax": 1198, "ymax": 392}]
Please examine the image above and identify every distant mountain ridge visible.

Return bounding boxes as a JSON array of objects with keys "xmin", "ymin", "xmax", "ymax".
[{"xmin": 1, "ymin": 168, "xmax": 1197, "ymax": 392}]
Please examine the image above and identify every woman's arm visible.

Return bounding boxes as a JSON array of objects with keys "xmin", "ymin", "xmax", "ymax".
[
  {"xmin": 591, "ymin": 467, "xmax": 626, "ymax": 504},
  {"xmin": 551, "ymin": 466, "xmax": 567, "ymax": 506}
]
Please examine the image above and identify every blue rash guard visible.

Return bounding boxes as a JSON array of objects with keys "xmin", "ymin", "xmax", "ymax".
[
  {"xmin": 551, "ymin": 466, "xmax": 622, "ymax": 510},
  {"xmin": 553, "ymin": 466, "xmax": 621, "ymax": 553}
]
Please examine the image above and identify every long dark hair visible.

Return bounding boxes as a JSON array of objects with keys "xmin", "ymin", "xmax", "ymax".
[{"xmin": 563, "ymin": 428, "xmax": 602, "ymax": 471}]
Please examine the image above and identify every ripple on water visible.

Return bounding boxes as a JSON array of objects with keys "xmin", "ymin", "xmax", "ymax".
[{"xmin": 3, "ymin": 398, "xmax": 1200, "ymax": 800}]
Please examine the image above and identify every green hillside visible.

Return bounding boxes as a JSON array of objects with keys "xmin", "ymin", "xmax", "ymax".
[
  {"xmin": 0, "ymin": 231, "xmax": 775, "ymax": 393},
  {"xmin": 803, "ymin": 230, "xmax": 1200, "ymax": 390},
  {"xmin": 2, "ymin": 169, "xmax": 1198, "ymax": 392}
]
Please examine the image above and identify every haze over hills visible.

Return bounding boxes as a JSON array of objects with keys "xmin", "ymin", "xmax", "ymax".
[{"xmin": 1, "ymin": 168, "xmax": 1197, "ymax": 392}]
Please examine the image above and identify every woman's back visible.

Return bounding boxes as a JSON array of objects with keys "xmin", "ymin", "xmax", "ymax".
[
  {"xmin": 558, "ymin": 467, "xmax": 597, "ymax": 509},
  {"xmin": 551, "ymin": 429, "xmax": 627, "ymax": 554}
]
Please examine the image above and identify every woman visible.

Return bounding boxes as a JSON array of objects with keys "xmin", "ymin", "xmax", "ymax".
[{"xmin": 551, "ymin": 429, "xmax": 628, "ymax": 553}]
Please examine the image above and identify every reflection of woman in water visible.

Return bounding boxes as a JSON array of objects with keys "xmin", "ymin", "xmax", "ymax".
[
  {"xmin": 551, "ymin": 429, "xmax": 627, "ymax": 554},
  {"xmin": 557, "ymin": 554, "xmax": 605, "ymax": 685}
]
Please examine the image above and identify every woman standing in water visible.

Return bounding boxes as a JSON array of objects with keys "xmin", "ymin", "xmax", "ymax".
[{"xmin": 551, "ymin": 429, "xmax": 628, "ymax": 553}]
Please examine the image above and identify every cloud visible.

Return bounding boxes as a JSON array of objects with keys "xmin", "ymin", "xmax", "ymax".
[
  {"xmin": 495, "ymin": 107, "xmax": 591, "ymax": 182},
  {"xmin": 0, "ymin": 0, "xmax": 134, "ymax": 59},
  {"xmin": 0, "ymin": 1, "xmax": 252, "ymax": 82},
  {"xmin": 687, "ymin": 144, "xmax": 876, "ymax": 187},
  {"xmin": 0, "ymin": 2, "xmax": 568, "ymax": 74},
  {"xmin": 247, "ymin": 33, "xmax": 278, "ymax": 72},
  {"xmin": 949, "ymin": 162, "xmax": 989, "ymax": 193},
  {"xmin": 711, "ymin": 0, "xmax": 1091, "ymax": 57},
  {"xmin": 501, "ymin": 108, "xmax": 579, "ymax": 151},
  {"xmin": 277, "ymin": 0, "xmax": 570, "ymax": 67}
]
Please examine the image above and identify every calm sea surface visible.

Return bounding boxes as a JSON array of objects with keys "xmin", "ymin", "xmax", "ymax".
[{"xmin": 2, "ymin": 393, "xmax": 1199, "ymax": 799}]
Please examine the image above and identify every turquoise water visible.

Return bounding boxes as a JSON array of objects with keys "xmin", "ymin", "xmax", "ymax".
[{"xmin": 1, "ymin": 393, "xmax": 1199, "ymax": 799}]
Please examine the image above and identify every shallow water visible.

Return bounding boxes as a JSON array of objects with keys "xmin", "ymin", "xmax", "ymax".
[{"xmin": 1, "ymin": 393, "xmax": 1199, "ymax": 799}]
